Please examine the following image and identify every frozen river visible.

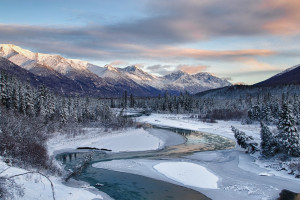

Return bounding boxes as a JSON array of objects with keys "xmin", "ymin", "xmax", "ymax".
[{"xmin": 57, "ymin": 126, "xmax": 235, "ymax": 200}]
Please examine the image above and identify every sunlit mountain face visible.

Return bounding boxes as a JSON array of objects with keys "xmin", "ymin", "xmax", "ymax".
[{"xmin": 0, "ymin": 44, "xmax": 231, "ymax": 97}]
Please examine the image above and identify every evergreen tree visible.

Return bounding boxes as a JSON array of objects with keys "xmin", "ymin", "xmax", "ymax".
[
  {"xmin": 248, "ymin": 104, "xmax": 261, "ymax": 121},
  {"xmin": 11, "ymin": 87, "xmax": 19, "ymax": 111},
  {"xmin": 231, "ymin": 126, "xmax": 258, "ymax": 154},
  {"xmin": 123, "ymin": 90, "xmax": 128, "ymax": 109},
  {"xmin": 260, "ymin": 122, "xmax": 278, "ymax": 157},
  {"xmin": 277, "ymin": 102, "xmax": 300, "ymax": 156},
  {"xmin": 130, "ymin": 94, "xmax": 135, "ymax": 108},
  {"xmin": 45, "ymin": 92, "xmax": 55, "ymax": 122},
  {"xmin": 59, "ymin": 98, "xmax": 68, "ymax": 126},
  {"xmin": 24, "ymin": 81, "xmax": 34, "ymax": 116},
  {"xmin": 110, "ymin": 98, "xmax": 115, "ymax": 108},
  {"xmin": 261, "ymin": 105, "xmax": 273, "ymax": 124}
]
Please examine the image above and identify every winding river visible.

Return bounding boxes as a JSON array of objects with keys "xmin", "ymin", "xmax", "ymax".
[{"xmin": 57, "ymin": 126, "xmax": 235, "ymax": 200}]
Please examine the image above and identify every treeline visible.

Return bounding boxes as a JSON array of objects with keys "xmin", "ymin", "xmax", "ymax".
[
  {"xmin": 109, "ymin": 89, "xmax": 300, "ymax": 124},
  {"xmin": 0, "ymin": 71, "xmax": 133, "ymax": 171},
  {"xmin": 232, "ymin": 101, "xmax": 300, "ymax": 158}
]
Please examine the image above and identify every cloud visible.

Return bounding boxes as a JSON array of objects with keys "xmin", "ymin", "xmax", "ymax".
[
  {"xmin": 237, "ymin": 58, "xmax": 278, "ymax": 72},
  {"xmin": 262, "ymin": 0, "xmax": 300, "ymax": 35},
  {"xmin": 145, "ymin": 63, "xmax": 208, "ymax": 76},
  {"xmin": 137, "ymin": 47, "xmax": 275, "ymax": 60},
  {"xmin": 1, "ymin": 0, "xmax": 299, "ymax": 77},
  {"xmin": 0, "ymin": 0, "xmax": 297, "ymax": 57},
  {"xmin": 146, "ymin": 64, "xmax": 173, "ymax": 75},
  {"xmin": 0, "ymin": 23, "xmax": 276, "ymax": 62},
  {"xmin": 109, "ymin": 60, "xmax": 128, "ymax": 66},
  {"xmin": 233, "ymin": 82, "xmax": 246, "ymax": 85},
  {"xmin": 223, "ymin": 77, "xmax": 232, "ymax": 81},
  {"xmin": 176, "ymin": 64, "xmax": 208, "ymax": 74}
]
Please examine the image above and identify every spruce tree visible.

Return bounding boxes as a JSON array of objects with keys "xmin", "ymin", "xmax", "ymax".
[
  {"xmin": 260, "ymin": 122, "xmax": 278, "ymax": 157},
  {"xmin": 231, "ymin": 126, "xmax": 258, "ymax": 154},
  {"xmin": 130, "ymin": 94, "xmax": 135, "ymax": 108},
  {"xmin": 277, "ymin": 102, "xmax": 300, "ymax": 156},
  {"xmin": 24, "ymin": 81, "xmax": 34, "ymax": 116}
]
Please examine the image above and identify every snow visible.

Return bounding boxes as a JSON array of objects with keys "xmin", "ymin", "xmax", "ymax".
[
  {"xmin": 133, "ymin": 114, "xmax": 300, "ymax": 199},
  {"xmin": 153, "ymin": 162, "xmax": 219, "ymax": 189},
  {"xmin": 1, "ymin": 127, "xmax": 167, "ymax": 200},
  {"xmin": 0, "ymin": 44, "xmax": 89, "ymax": 74},
  {"xmin": 48, "ymin": 128, "xmax": 164, "ymax": 155},
  {"xmin": 93, "ymin": 159, "xmax": 219, "ymax": 190},
  {"xmin": 2, "ymin": 112, "xmax": 300, "ymax": 200},
  {"xmin": 137, "ymin": 113, "xmax": 263, "ymax": 142},
  {"xmin": 0, "ymin": 159, "xmax": 109, "ymax": 200},
  {"xmin": 0, "ymin": 44, "xmax": 231, "ymax": 94}
]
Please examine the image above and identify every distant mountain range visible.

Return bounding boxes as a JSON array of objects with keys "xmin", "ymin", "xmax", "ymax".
[{"xmin": 0, "ymin": 44, "xmax": 231, "ymax": 97}]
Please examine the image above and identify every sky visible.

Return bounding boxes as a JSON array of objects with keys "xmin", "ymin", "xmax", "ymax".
[{"xmin": 1, "ymin": 0, "xmax": 300, "ymax": 84}]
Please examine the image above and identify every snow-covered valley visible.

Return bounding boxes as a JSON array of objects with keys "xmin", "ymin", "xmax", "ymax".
[{"xmin": 1, "ymin": 113, "xmax": 300, "ymax": 200}]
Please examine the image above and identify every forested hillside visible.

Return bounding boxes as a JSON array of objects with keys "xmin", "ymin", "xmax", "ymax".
[{"xmin": 0, "ymin": 70, "xmax": 133, "ymax": 172}]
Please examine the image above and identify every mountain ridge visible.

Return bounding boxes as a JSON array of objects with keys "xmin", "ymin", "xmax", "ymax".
[
  {"xmin": 255, "ymin": 64, "xmax": 300, "ymax": 86},
  {"xmin": 0, "ymin": 44, "xmax": 232, "ymax": 96}
]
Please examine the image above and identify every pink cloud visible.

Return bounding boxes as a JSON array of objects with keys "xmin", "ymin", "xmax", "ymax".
[
  {"xmin": 177, "ymin": 64, "xmax": 208, "ymax": 74},
  {"xmin": 109, "ymin": 60, "xmax": 128, "ymax": 66},
  {"xmin": 262, "ymin": 0, "xmax": 300, "ymax": 35}
]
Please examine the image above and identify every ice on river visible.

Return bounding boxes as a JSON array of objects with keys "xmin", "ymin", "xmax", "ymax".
[{"xmin": 153, "ymin": 161, "xmax": 219, "ymax": 189}]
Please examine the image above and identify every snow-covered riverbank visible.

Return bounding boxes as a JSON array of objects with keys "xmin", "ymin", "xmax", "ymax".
[
  {"xmin": 0, "ymin": 158, "xmax": 110, "ymax": 200},
  {"xmin": 48, "ymin": 128, "xmax": 167, "ymax": 155},
  {"xmin": 91, "ymin": 114, "xmax": 300, "ymax": 200},
  {"xmin": 2, "ymin": 113, "xmax": 299, "ymax": 199},
  {"xmin": 1, "ymin": 127, "xmax": 178, "ymax": 200}
]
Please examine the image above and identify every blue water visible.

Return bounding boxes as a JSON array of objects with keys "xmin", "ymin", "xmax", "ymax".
[{"xmin": 57, "ymin": 126, "xmax": 235, "ymax": 200}]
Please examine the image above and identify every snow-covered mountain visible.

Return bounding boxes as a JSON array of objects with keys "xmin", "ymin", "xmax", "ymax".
[
  {"xmin": 255, "ymin": 64, "xmax": 300, "ymax": 86},
  {"xmin": 0, "ymin": 44, "xmax": 231, "ymax": 96},
  {"xmin": 162, "ymin": 70, "xmax": 231, "ymax": 94}
]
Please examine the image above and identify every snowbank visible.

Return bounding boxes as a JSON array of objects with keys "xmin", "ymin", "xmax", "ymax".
[
  {"xmin": 48, "ymin": 128, "xmax": 163, "ymax": 155},
  {"xmin": 0, "ymin": 159, "xmax": 109, "ymax": 200},
  {"xmin": 138, "ymin": 113, "xmax": 263, "ymax": 142},
  {"xmin": 153, "ymin": 162, "xmax": 219, "ymax": 189}
]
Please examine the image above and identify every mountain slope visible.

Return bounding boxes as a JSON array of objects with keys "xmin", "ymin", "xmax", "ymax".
[
  {"xmin": 0, "ymin": 44, "xmax": 160, "ymax": 96},
  {"xmin": 162, "ymin": 71, "xmax": 232, "ymax": 94},
  {"xmin": 255, "ymin": 64, "xmax": 300, "ymax": 86},
  {"xmin": 0, "ymin": 44, "xmax": 232, "ymax": 96},
  {"xmin": 0, "ymin": 57, "xmax": 92, "ymax": 94},
  {"xmin": 196, "ymin": 64, "xmax": 300, "ymax": 100}
]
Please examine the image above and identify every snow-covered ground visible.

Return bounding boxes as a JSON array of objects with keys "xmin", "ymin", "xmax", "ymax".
[
  {"xmin": 153, "ymin": 162, "xmax": 219, "ymax": 189},
  {"xmin": 89, "ymin": 113, "xmax": 298, "ymax": 200},
  {"xmin": 2, "ymin": 113, "xmax": 300, "ymax": 200},
  {"xmin": 137, "ymin": 113, "xmax": 264, "ymax": 141},
  {"xmin": 1, "ymin": 127, "xmax": 171, "ymax": 200},
  {"xmin": 48, "ymin": 128, "xmax": 164, "ymax": 155},
  {"xmin": 0, "ymin": 159, "xmax": 110, "ymax": 200}
]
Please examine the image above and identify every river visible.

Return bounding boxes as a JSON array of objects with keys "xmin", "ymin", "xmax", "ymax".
[{"xmin": 57, "ymin": 125, "xmax": 235, "ymax": 200}]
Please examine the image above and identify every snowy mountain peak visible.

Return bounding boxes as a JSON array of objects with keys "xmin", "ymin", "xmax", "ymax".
[
  {"xmin": 0, "ymin": 44, "xmax": 37, "ymax": 60},
  {"xmin": 194, "ymin": 72, "xmax": 213, "ymax": 76},
  {"xmin": 164, "ymin": 70, "xmax": 188, "ymax": 80},
  {"xmin": 0, "ymin": 44, "xmax": 232, "ymax": 95},
  {"xmin": 104, "ymin": 64, "xmax": 119, "ymax": 72},
  {"xmin": 123, "ymin": 65, "xmax": 142, "ymax": 72},
  {"xmin": 0, "ymin": 44, "xmax": 91, "ymax": 74},
  {"xmin": 120, "ymin": 65, "xmax": 157, "ymax": 83}
]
